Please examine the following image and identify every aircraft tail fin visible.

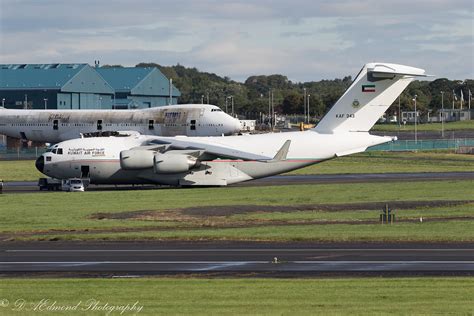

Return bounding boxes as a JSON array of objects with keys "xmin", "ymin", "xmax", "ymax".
[{"xmin": 314, "ymin": 63, "xmax": 427, "ymax": 134}]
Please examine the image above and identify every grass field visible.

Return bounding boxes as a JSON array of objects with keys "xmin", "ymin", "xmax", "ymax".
[
  {"xmin": 372, "ymin": 120, "xmax": 474, "ymax": 132},
  {"xmin": 289, "ymin": 151, "xmax": 474, "ymax": 174},
  {"xmin": 1, "ymin": 151, "xmax": 473, "ymax": 181},
  {"xmin": 0, "ymin": 278, "xmax": 473, "ymax": 315},
  {"xmin": 0, "ymin": 160, "xmax": 43, "ymax": 182},
  {"xmin": 1, "ymin": 180, "xmax": 473, "ymax": 242}
]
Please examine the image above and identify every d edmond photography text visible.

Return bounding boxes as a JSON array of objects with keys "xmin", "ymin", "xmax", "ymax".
[{"xmin": 0, "ymin": 298, "xmax": 143, "ymax": 315}]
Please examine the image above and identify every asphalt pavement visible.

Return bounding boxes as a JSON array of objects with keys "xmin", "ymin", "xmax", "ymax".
[
  {"xmin": 1, "ymin": 242, "xmax": 473, "ymax": 276},
  {"xmin": 3, "ymin": 172, "xmax": 474, "ymax": 193}
]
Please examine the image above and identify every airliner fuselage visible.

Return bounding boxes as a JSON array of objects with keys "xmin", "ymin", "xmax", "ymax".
[{"xmin": 0, "ymin": 104, "xmax": 241, "ymax": 142}]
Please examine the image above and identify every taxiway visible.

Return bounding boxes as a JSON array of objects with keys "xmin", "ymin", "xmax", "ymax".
[{"xmin": 3, "ymin": 171, "xmax": 474, "ymax": 193}]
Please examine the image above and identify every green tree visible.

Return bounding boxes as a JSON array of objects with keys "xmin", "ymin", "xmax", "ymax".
[{"xmin": 282, "ymin": 93, "xmax": 303, "ymax": 114}]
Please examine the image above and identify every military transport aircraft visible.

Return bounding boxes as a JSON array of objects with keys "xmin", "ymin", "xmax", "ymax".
[
  {"xmin": 0, "ymin": 104, "xmax": 241, "ymax": 142},
  {"xmin": 35, "ymin": 63, "xmax": 427, "ymax": 186}
]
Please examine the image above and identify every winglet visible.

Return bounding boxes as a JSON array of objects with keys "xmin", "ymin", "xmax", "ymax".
[{"xmin": 270, "ymin": 140, "xmax": 291, "ymax": 162}]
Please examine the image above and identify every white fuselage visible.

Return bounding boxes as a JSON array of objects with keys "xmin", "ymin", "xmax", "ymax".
[
  {"xmin": 36, "ymin": 131, "xmax": 393, "ymax": 186},
  {"xmin": 0, "ymin": 104, "xmax": 241, "ymax": 142}
]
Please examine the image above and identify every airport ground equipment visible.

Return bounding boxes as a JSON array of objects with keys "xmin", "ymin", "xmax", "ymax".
[
  {"xmin": 61, "ymin": 178, "xmax": 85, "ymax": 192},
  {"xmin": 38, "ymin": 178, "xmax": 61, "ymax": 191}
]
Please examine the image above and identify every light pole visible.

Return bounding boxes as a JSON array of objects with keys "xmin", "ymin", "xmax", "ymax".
[
  {"xmin": 271, "ymin": 90, "xmax": 274, "ymax": 131},
  {"xmin": 440, "ymin": 91, "xmax": 444, "ymax": 138},
  {"xmin": 169, "ymin": 78, "xmax": 173, "ymax": 105},
  {"xmin": 398, "ymin": 95, "xmax": 401, "ymax": 129},
  {"xmin": 43, "ymin": 98, "xmax": 48, "ymax": 110},
  {"xmin": 226, "ymin": 96, "xmax": 233, "ymax": 115},
  {"xmin": 231, "ymin": 96, "xmax": 234, "ymax": 117},
  {"xmin": 307, "ymin": 94, "xmax": 311, "ymax": 123},
  {"xmin": 201, "ymin": 95, "xmax": 204, "ymax": 104},
  {"xmin": 452, "ymin": 89, "xmax": 455, "ymax": 110},
  {"xmin": 413, "ymin": 94, "xmax": 418, "ymax": 144},
  {"xmin": 1, "ymin": 98, "xmax": 4, "ymax": 107},
  {"xmin": 303, "ymin": 87, "xmax": 306, "ymax": 123},
  {"xmin": 99, "ymin": 97, "xmax": 102, "ymax": 109},
  {"xmin": 268, "ymin": 89, "xmax": 272, "ymax": 130}
]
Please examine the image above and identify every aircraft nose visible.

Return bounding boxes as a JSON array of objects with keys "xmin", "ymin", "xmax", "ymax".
[
  {"xmin": 223, "ymin": 118, "xmax": 241, "ymax": 135},
  {"xmin": 233, "ymin": 119, "xmax": 241, "ymax": 133},
  {"xmin": 35, "ymin": 155, "xmax": 45, "ymax": 173}
]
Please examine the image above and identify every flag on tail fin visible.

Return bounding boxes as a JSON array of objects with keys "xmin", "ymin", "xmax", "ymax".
[{"xmin": 362, "ymin": 84, "xmax": 376, "ymax": 92}]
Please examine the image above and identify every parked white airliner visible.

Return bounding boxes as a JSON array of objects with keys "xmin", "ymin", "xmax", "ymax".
[
  {"xmin": 36, "ymin": 63, "xmax": 428, "ymax": 186},
  {"xmin": 0, "ymin": 104, "xmax": 241, "ymax": 142}
]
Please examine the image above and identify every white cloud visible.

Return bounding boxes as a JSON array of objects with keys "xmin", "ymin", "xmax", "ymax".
[{"xmin": 0, "ymin": 0, "xmax": 472, "ymax": 81}]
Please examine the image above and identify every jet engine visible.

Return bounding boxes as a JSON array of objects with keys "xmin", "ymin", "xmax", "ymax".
[
  {"xmin": 120, "ymin": 150, "xmax": 155, "ymax": 170},
  {"xmin": 153, "ymin": 153, "xmax": 199, "ymax": 174}
]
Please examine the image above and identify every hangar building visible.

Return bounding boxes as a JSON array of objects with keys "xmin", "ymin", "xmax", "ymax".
[
  {"xmin": 0, "ymin": 64, "xmax": 115, "ymax": 109},
  {"xmin": 0, "ymin": 64, "xmax": 181, "ymax": 110},
  {"xmin": 97, "ymin": 67, "xmax": 181, "ymax": 109}
]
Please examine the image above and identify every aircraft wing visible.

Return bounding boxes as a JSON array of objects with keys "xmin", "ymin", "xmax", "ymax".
[{"xmin": 144, "ymin": 136, "xmax": 273, "ymax": 161}]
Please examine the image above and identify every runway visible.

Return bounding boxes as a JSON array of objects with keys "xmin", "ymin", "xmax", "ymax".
[
  {"xmin": 4, "ymin": 171, "xmax": 474, "ymax": 193},
  {"xmin": 1, "ymin": 242, "xmax": 473, "ymax": 276}
]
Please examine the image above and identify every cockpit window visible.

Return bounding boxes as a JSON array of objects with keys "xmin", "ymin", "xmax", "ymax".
[
  {"xmin": 52, "ymin": 149, "xmax": 57, "ymax": 154},
  {"xmin": 211, "ymin": 109, "xmax": 223, "ymax": 112},
  {"xmin": 46, "ymin": 145, "xmax": 58, "ymax": 153},
  {"xmin": 57, "ymin": 148, "xmax": 63, "ymax": 155}
]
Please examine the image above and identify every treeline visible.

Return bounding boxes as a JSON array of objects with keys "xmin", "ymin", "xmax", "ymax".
[{"xmin": 129, "ymin": 63, "xmax": 473, "ymax": 119}]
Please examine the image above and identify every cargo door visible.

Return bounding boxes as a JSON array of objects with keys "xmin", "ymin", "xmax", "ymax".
[
  {"xmin": 81, "ymin": 165, "xmax": 90, "ymax": 178},
  {"xmin": 187, "ymin": 119, "xmax": 197, "ymax": 136}
]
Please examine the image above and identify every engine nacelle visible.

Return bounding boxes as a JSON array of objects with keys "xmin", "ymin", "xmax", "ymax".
[
  {"xmin": 153, "ymin": 153, "xmax": 199, "ymax": 174},
  {"xmin": 120, "ymin": 150, "xmax": 155, "ymax": 170}
]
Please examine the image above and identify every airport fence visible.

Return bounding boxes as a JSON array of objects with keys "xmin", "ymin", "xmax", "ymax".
[
  {"xmin": 0, "ymin": 138, "xmax": 473, "ymax": 160},
  {"xmin": 368, "ymin": 138, "xmax": 474, "ymax": 151},
  {"xmin": 0, "ymin": 147, "xmax": 47, "ymax": 160}
]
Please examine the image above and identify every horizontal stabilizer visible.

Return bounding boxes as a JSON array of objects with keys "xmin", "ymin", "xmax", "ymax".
[{"xmin": 367, "ymin": 63, "xmax": 429, "ymax": 77}]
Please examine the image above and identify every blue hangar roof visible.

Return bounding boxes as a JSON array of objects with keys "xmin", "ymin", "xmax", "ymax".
[
  {"xmin": 0, "ymin": 64, "xmax": 180, "ymax": 97},
  {"xmin": 97, "ymin": 67, "xmax": 181, "ymax": 97},
  {"xmin": 0, "ymin": 63, "xmax": 114, "ymax": 94},
  {"xmin": 0, "ymin": 64, "xmax": 86, "ymax": 89}
]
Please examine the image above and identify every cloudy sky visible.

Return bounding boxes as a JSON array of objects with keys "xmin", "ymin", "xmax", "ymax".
[{"xmin": 0, "ymin": 0, "xmax": 472, "ymax": 82}]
